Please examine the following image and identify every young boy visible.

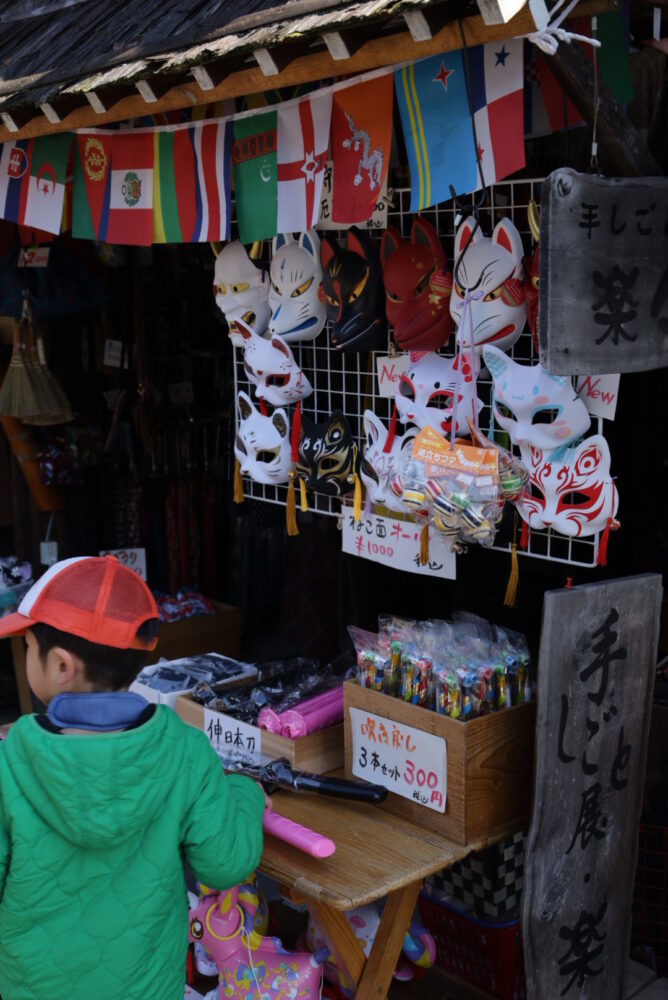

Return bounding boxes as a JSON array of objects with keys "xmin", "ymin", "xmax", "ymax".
[{"xmin": 0, "ymin": 555, "xmax": 267, "ymax": 1000}]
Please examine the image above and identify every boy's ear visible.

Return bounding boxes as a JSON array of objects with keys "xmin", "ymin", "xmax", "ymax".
[{"xmin": 50, "ymin": 646, "xmax": 80, "ymax": 687}]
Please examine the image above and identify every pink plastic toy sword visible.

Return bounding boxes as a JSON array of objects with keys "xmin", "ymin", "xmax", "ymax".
[{"xmin": 263, "ymin": 809, "xmax": 335, "ymax": 858}]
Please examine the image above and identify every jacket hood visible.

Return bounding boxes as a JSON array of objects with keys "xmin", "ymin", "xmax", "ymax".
[{"xmin": 3, "ymin": 709, "xmax": 186, "ymax": 849}]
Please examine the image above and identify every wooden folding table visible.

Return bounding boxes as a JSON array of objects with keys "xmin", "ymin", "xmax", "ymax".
[{"xmin": 259, "ymin": 789, "xmax": 506, "ymax": 1000}]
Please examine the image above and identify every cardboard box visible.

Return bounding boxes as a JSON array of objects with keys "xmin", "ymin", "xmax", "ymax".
[
  {"xmin": 146, "ymin": 601, "xmax": 241, "ymax": 665},
  {"xmin": 176, "ymin": 692, "xmax": 344, "ymax": 773},
  {"xmin": 343, "ymin": 680, "xmax": 535, "ymax": 847},
  {"xmin": 130, "ymin": 657, "xmax": 257, "ymax": 710}
]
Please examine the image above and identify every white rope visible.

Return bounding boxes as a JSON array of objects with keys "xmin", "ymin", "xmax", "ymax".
[{"xmin": 525, "ymin": 0, "xmax": 602, "ymax": 55}]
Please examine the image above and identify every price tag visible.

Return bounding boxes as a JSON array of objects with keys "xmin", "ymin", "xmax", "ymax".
[
  {"xmin": 317, "ymin": 160, "xmax": 388, "ymax": 231},
  {"xmin": 375, "ymin": 354, "xmax": 411, "ymax": 398},
  {"xmin": 18, "ymin": 247, "xmax": 50, "ymax": 268},
  {"xmin": 349, "ymin": 707, "xmax": 446, "ymax": 812},
  {"xmin": 342, "ymin": 511, "xmax": 456, "ymax": 580},
  {"xmin": 204, "ymin": 708, "xmax": 260, "ymax": 761},
  {"xmin": 98, "ymin": 547, "xmax": 147, "ymax": 581},
  {"xmin": 103, "ymin": 338, "xmax": 129, "ymax": 369}
]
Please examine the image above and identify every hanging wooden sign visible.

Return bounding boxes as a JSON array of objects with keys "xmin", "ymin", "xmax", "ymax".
[
  {"xmin": 540, "ymin": 169, "xmax": 668, "ymax": 375},
  {"xmin": 522, "ymin": 574, "xmax": 662, "ymax": 999}
]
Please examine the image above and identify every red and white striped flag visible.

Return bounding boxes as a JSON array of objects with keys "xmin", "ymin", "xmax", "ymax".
[{"xmin": 277, "ymin": 92, "xmax": 332, "ymax": 233}]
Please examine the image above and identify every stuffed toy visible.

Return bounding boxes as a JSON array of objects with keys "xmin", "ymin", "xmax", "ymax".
[
  {"xmin": 212, "ymin": 240, "xmax": 270, "ymax": 344},
  {"xmin": 360, "ymin": 411, "xmax": 418, "ymax": 512},
  {"xmin": 380, "ymin": 218, "xmax": 454, "ymax": 352},
  {"xmin": 268, "ymin": 231, "xmax": 326, "ymax": 342},
  {"xmin": 395, "ymin": 351, "xmax": 482, "ymax": 437},
  {"xmin": 236, "ymin": 320, "xmax": 312, "ymax": 407},
  {"xmin": 320, "ymin": 227, "xmax": 387, "ymax": 351},
  {"xmin": 304, "ymin": 901, "xmax": 435, "ymax": 999},
  {"xmin": 484, "ymin": 345, "xmax": 590, "ymax": 450},
  {"xmin": 234, "ymin": 391, "xmax": 292, "ymax": 485},
  {"xmin": 450, "ymin": 218, "xmax": 526, "ymax": 359}
]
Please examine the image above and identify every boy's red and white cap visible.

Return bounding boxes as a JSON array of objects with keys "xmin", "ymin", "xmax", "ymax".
[{"xmin": 0, "ymin": 556, "xmax": 159, "ymax": 650}]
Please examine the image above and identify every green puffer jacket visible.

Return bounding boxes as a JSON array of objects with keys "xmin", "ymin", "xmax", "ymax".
[{"xmin": 0, "ymin": 706, "xmax": 265, "ymax": 1000}]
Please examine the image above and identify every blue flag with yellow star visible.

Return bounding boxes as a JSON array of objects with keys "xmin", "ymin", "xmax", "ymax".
[{"xmin": 395, "ymin": 50, "xmax": 476, "ymax": 212}]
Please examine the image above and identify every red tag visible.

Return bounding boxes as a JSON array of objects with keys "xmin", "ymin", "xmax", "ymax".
[
  {"xmin": 317, "ymin": 284, "xmax": 326, "ymax": 303},
  {"xmin": 429, "ymin": 271, "xmax": 453, "ymax": 298}
]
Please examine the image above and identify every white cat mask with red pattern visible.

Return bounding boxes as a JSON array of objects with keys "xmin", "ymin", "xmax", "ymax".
[
  {"xmin": 395, "ymin": 352, "xmax": 482, "ymax": 437},
  {"xmin": 516, "ymin": 436, "xmax": 618, "ymax": 537}
]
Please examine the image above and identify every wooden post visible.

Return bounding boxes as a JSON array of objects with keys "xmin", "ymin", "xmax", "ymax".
[{"xmin": 545, "ymin": 42, "xmax": 661, "ymax": 177}]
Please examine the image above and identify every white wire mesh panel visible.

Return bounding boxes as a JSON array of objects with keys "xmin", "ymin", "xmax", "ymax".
[{"xmin": 234, "ymin": 177, "xmax": 607, "ymax": 568}]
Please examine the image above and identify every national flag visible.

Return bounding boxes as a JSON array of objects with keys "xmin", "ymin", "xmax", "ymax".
[
  {"xmin": 73, "ymin": 131, "xmax": 153, "ymax": 245},
  {"xmin": 468, "ymin": 39, "xmax": 525, "ymax": 189},
  {"xmin": 232, "ymin": 110, "xmax": 277, "ymax": 243},
  {"xmin": 330, "ymin": 75, "xmax": 393, "ymax": 224},
  {"xmin": 0, "ymin": 134, "xmax": 72, "ymax": 234},
  {"xmin": 524, "ymin": 41, "xmax": 583, "ymax": 137},
  {"xmin": 152, "ymin": 119, "xmax": 231, "ymax": 243},
  {"xmin": 277, "ymin": 92, "xmax": 332, "ymax": 233},
  {"xmin": 395, "ymin": 52, "xmax": 476, "ymax": 211}
]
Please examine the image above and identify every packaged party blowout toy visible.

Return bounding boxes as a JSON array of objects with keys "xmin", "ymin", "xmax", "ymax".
[{"xmin": 0, "ymin": 556, "xmax": 266, "ymax": 1000}]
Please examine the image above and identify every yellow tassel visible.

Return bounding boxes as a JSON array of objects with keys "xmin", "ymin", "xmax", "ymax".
[
  {"xmin": 504, "ymin": 542, "xmax": 519, "ymax": 607},
  {"xmin": 299, "ymin": 476, "xmax": 308, "ymax": 512},
  {"xmin": 353, "ymin": 472, "xmax": 362, "ymax": 522},
  {"xmin": 419, "ymin": 523, "xmax": 429, "ymax": 566},
  {"xmin": 233, "ymin": 459, "xmax": 244, "ymax": 504},
  {"xmin": 286, "ymin": 474, "xmax": 299, "ymax": 536}
]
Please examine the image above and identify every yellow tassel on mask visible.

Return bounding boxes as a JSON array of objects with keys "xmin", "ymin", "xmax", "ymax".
[
  {"xmin": 353, "ymin": 471, "xmax": 362, "ymax": 522},
  {"xmin": 299, "ymin": 477, "xmax": 308, "ymax": 512},
  {"xmin": 286, "ymin": 474, "xmax": 299, "ymax": 536},
  {"xmin": 419, "ymin": 523, "xmax": 429, "ymax": 566},
  {"xmin": 504, "ymin": 542, "xmax": 519, "ymax": 607},
  {"xmin": 233, "ymin": 459, "xmax": 244, "ymax": 504}
]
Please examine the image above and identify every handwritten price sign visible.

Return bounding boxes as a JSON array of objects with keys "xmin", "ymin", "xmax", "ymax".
[
  {"xmin": 350, "ymin": 707, "xmax": 447, "ymax": 812},
  {"xmin": 204, "ymin": 708, "xmax": 260, "ymax": 761},
  {"xmin": 342, "ymin": 512, "xmax": 456, "ymax": 580},
  {"xmin": 98, "ymin": 547, "xmax": 147, "ymax": 581}
]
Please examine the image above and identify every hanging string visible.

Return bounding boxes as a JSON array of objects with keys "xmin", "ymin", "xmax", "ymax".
[
  {"xmin": 527, "ymin": 0, "xmax": 602, "ymax": 54},
  {"xmin": 590, "ymin": 15, "xmax": 600, "ymax": 173}
]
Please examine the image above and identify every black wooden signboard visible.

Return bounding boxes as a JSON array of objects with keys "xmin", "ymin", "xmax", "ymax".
[
  {"xmin": 540, "ymin": 169, "xmax": 668, "ymax": 375},
  {"xmin": 522, "ymin": 574, "xmax": 662, "ymax": 999}
]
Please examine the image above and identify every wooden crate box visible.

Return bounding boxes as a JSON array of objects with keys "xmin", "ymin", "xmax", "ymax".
[
  {"xmin": 176, "ymin": 692, "xmax": 344, "ymax": 773},
  {"xmin": 343, "ymin": 680, "xmax": 536, "ymax": 847}
]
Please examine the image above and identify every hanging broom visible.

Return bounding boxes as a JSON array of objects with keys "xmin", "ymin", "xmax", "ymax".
[
  {"xmin": 22, "ymin": 322, "xmax": 61, "ymax": 424},
  {"xmin": 24, "ymin": 340, "xmax": 74, "ymax": 424},
  {"xmin": 0, "ymin": 300, "xmax": 42, "ymax": 419}
]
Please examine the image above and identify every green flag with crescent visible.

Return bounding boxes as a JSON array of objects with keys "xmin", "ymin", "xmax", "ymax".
[{"xmin": 232, "ymin": 111, "xmax": 278, "ymax": 242}]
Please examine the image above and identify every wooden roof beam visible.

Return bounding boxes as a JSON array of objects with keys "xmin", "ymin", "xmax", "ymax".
[
  {"xmin": 403, "ymin": 6, "xmax": 455, "ymax": 41},
  {"xmin": 252, "ymin": 45, "xmax": 298, "ymax": 77},
  {"xmin": 0, "ymin": 0, "xmax": 614, "ymax": 143},
  {"xmin": 545, "ymin": 41, "xmax": 661, "ymax": 176},
  {"xmin": 322, "ymin": 29, "xmax": 367, "ymax": 60}
]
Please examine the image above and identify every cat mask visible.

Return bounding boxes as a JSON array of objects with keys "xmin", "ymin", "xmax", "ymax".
[
  {"xmin": 380, "ymin": 218, "xmax": 454, "ymax": 352},
  {"xmin": 296, "ymin": 411, "xmax": 356, "ymax": 496},
  {"xmin": 395, "ymin": 352, "xmax": 482, "ymax": 437},
  {"xmin": 234, "ymin": 391, "xmax": 292, "ymax": 485},
  {"xmin": 516, "ymin": 436, "xmax": 618, "ymax": 538},
  {"xmin": 236, "ymin": 321, "xmax": 313, "ymax": 407},
  {"xmin": 484, "ymin": 345, "xmax": 590, "ymax": 450},
  {"xmin": 213, "ymin": 241, "xmax": 270, "ymax": 344},
  {"xmin": 320, "ymin": 227, "xmax": 387, "ymax": 351},
  {"xmin": 450, "ymin": 218, "xmax": 526, "ymax": 358},
  {"xmin": 360, "ymin": 411, "xmax": 418, "ymax": 511},
  {"xmin": 268, "ymin": 231, "xmax": 326, "ymax": 342}
]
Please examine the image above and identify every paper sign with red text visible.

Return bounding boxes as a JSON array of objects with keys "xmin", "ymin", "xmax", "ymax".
[
  {"xmin": 575, "ymin": 373, "xmax": 620, "ymax": 420},
  {"xmin": 411, "ymin": 426, "xmax": 498, "ymax": 480},
  {"xmin": 350, "ymin": 706, "xmax": 447, "ymax": 812},
  {"xmin": 98, "ymin": 547, "xmax": 147, "ymax": 580},
  {"xmin": 375, "ymin": 353, "xmax": 411, "ymax": 398},
  {"xmin": 342, "ymin": 510, "xmax": 456, "ymax": 579}
]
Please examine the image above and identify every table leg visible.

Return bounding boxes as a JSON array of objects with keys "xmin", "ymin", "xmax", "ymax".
[
  {"xmin": 306, "ymin": 901, "xmax": 367, "ymax": 989},
  {"xmin": 355, "ymin": 880, "xmax": 422, "ymax": 1000}
]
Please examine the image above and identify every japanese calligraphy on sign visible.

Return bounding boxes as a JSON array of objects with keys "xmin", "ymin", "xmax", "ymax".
[
  {"xmin": 349, "ymin": 706, "xmax": 447, "ymax": 812},
  {"xmin": 341, "ymin": 511, "xmax": 456, "ymax": 580},
  {"xmin": 99, "ymin": 547, "xmax": 147, "ymax": 580},
  {"xmin": 203, "ymin": 708, "xmax": 260, "ymax": 762},
  {"xmin": 540, "ymin": 169, "xmax": 668, "ymax": 375},
  {"xmin": 522, "ymin": 575, "xmax": 662, "ymax": 999}
]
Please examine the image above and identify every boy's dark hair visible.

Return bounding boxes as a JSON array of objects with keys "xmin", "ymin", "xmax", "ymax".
[{"xmin": 30, "ymin": 619, "xmax": 160, "ymax": 690}]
